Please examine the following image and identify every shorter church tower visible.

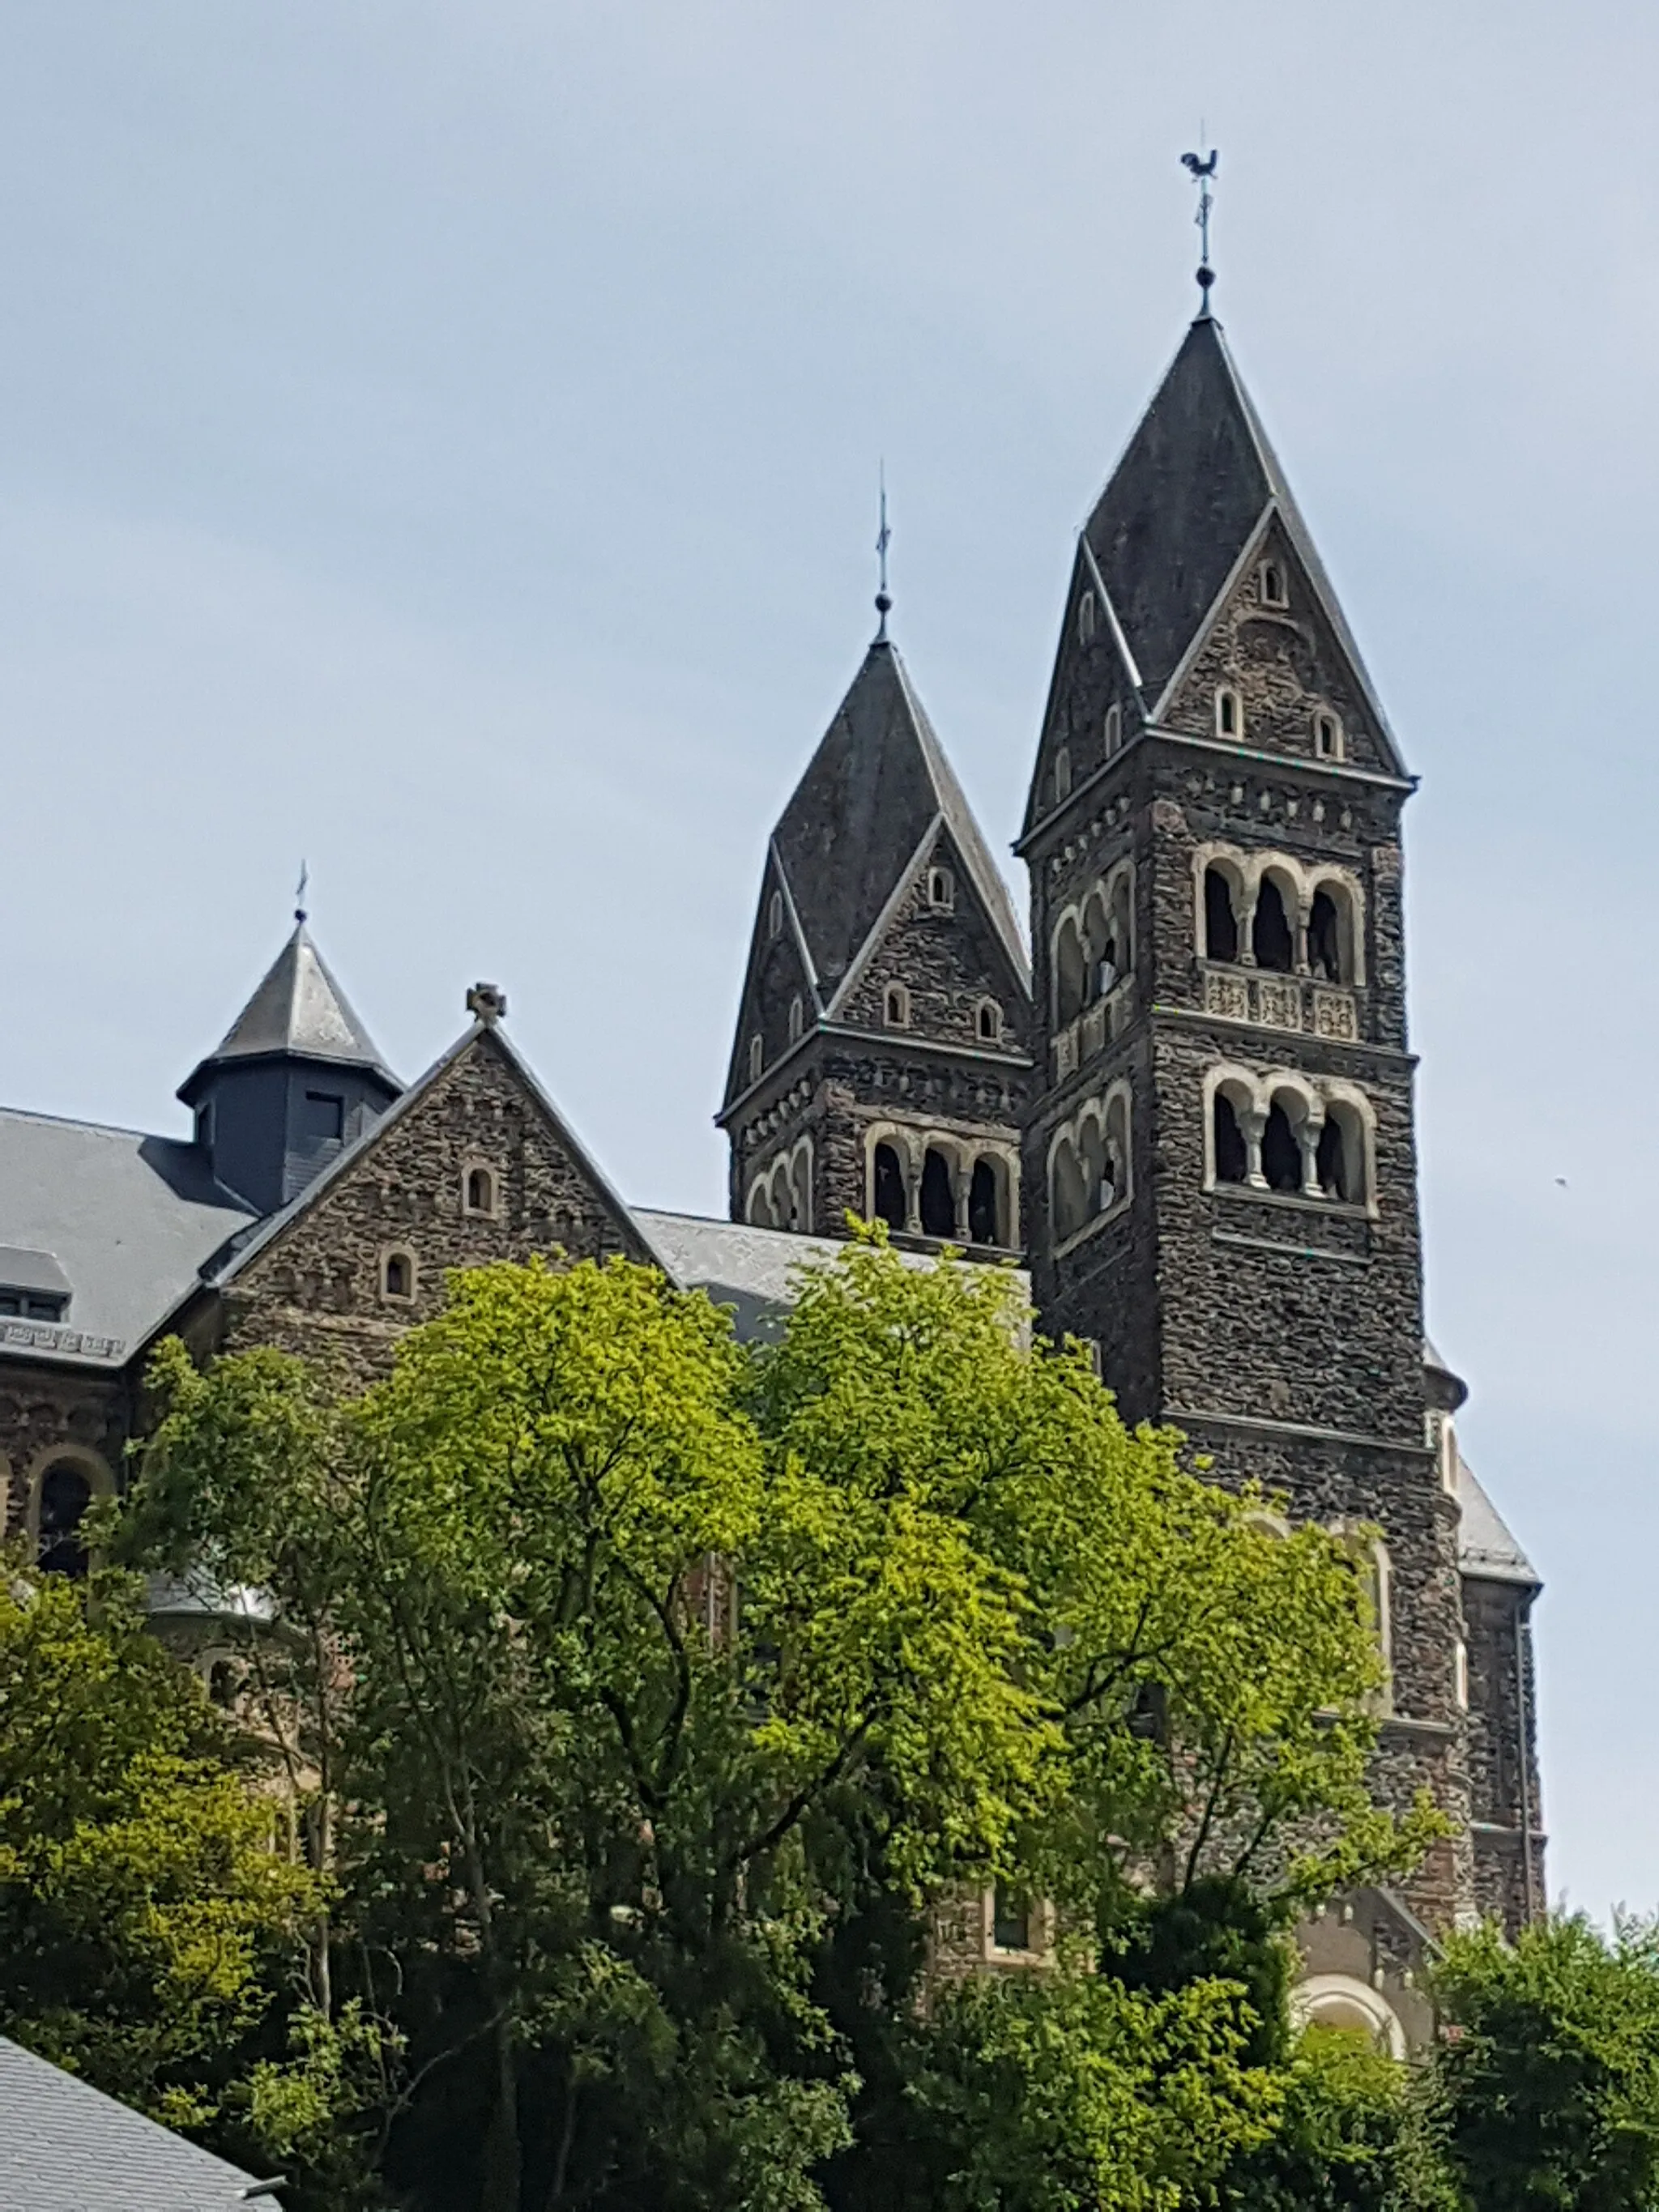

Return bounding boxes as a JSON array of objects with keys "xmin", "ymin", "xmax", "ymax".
[{"xmin": 719, "ymin": 623, "xmax": 1033, "ymax": 1252}]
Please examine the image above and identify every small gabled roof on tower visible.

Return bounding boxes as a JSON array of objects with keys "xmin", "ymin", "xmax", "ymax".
[
  {"xmin": 772, "ymin": 638, "xmax": 1027, "ymax": 995},
  {"xmin": 179, "ymin": 922, "xmax": 398, "ymax": 1102},
  {"xmin": 1084, "ymin": 314, "xmax": 1402, "ymax": 765}
]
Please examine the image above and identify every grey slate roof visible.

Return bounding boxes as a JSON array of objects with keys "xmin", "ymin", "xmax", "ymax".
[
  {"xmin": 1456, "ymin": 1451, "xmax": 1539, "ymax": 1587},
  {"xmin": 635, "ymin": 1209, "xmax": 1029, "ymax": 1343},
  {"xmin": 0, "ymin": 2034, "xmax": 274, "ymax": 2211},
  {"xmin": 0, "ymin": 1108, "xmax": 254, "ymax": 1368},
  {"xmin": 1082, "ymin": 315, "xmax": 1403, "ymax": 766},
  {"xmin": 180, "ymin": 923, "xmax": 397, "ymax": 1097},
  {"xmin": 770, "ymin": 640, "xmax": 1028, "ymax": 999}
]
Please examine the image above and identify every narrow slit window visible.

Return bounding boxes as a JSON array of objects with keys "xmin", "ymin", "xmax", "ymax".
[
  {"xmin": 977, "ymin": 999, "xmax": 1001, "ymax": 1043},
  {"xmin": 1054, "ymin": 746, "xmax": 1072, "ymax": 804},
  {"xmin": 787, "ymin": 995, "xmax": 804, "ymax": 1042},
  {"xmin": 748, "ymin": 1034, "xmax": 763, "ymax": 1083},
  {"xmin": 1215, "ymin": 686, "xmax": 1242, "ymax": 739},
  {"xmin": 767, "ymin": 889, "xmax": 783, "ymax": 939},
  {"xmin": 1104, "ymin": 702, "xmax": 1122, "ymax": 755},
  {"xmin": 928, "ymin": 867, "xmax": 955, "ymax": 910},
  {"xmin": 1077, "ymin": 591, "xmax": 1097, "ymax": 644},
  {"xmin": 884, "ymin": 984, "xmax": 909, "ymax": 1029},
  {"xmin": 1260, "ymin": 560, "xmax": 1288, "ymax": 607},
  {"xmin": 464, "ymin": 1166, "xmax": 497, "ymax": 1216},
  {"xmin": 1314, "ymin": 711, "xmax": 1343, "ymax": 761}
]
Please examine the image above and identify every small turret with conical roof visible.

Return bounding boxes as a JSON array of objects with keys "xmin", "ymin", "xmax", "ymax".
[{"xmin": 179, "ymin": 914, "xmax": 400, "ymax": 1216}]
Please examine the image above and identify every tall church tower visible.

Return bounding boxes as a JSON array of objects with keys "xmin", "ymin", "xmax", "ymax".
[
  {"xmin": 719, "ymin": 620, "xmax": 1034, "ymax": 1253},
  {"xmin": 1017, "ymin": 311, "xmax": 1477, "ymax": 1935}
]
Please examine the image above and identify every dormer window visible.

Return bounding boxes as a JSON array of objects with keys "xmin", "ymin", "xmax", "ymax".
[
  {"xmin": 1314, "ymin": 710, "xmax": 1343, "ymax": 761},
  {"xmin": 1104, "ymin": 702, "xmax": 1121, "ymax": 756},
  {"xmin": 927, "ymin": 867, "xmax": 955, "ymax": 911},
  {"xmin": 463, "ymin": 1165, "xmax": 499, "ymax": 1218},
  {"xmin": 301, "ymin": 1090, "xmax": 345, "ymax": 1144},
  {"xmin": 1077, "ymin": 591, "xmax": 1097, "ymax": 644},
  {"xmin": 884, "ymin": 983, "xmax": 910, "ymax": 1029},
  {"xmin": 787, "ymin": 995, "xmax": 804, "ymax": 1042},
  {"xmin": 1215, "ymin": 686, "xmax": 1243, "ymax": 740},
  {"xmin": 1260, "ymin": 560, "xmax": 1288, "ymax": 608},
  {"xmin": 0, "ymin": 1248, "xmax": 72, "ymax": 1323},
  {"xmin": 767, "ymin": 889, "xmax": 783, "ymax": 940}
]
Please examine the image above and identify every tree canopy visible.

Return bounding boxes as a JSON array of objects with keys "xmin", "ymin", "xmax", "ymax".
[{"xmin": 15, "ymin": 1233, "xmax": 1448, "ymax": 2209}]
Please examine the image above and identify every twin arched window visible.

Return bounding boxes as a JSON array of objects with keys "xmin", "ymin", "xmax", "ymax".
[
  {"xmin": 1202, "ymin": 859, "xmax": 1359, "ymax": 987},
  {"xmin": 1210, "ymin": 1078, "xmax": 1367, "ymax": 1205},
  {"xmin": 1052, "ymin": 867, "xmax": 1133, "ymax": 1029},
  {"xmin": 1048, "ymin": 1089, "xmax": 1131, "ymax": 1246},
  {"xmin": 868, "ymin": 1136, "xmax": 1011, "ymax": 1247},
  {"xmin": 747, "ymin": 1139, "xmax": 813, "ymax": 1234}
]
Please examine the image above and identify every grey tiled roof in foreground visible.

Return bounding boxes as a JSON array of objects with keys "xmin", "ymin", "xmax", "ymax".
[{"xmin": 0, "ymin": 2035, "xmax": 275, "ymax": 2211}]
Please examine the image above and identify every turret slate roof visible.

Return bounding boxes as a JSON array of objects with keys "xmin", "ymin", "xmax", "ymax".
[
  {"xmin": 179, "ymin": 923, "xmax": 398, "ymax": 1100},
  {"xmin": 771, "ymin": 639, "xmax": 1028, "ymax": 996},
  {"xmin": 1083, "ymin": 314, "xmax": 1402, "ymax": 765}
]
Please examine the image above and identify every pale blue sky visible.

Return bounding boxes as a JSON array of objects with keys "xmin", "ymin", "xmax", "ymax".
[{"xmin": 2, "ymin": 2, "xmax": 1653, "ymax": 1916}]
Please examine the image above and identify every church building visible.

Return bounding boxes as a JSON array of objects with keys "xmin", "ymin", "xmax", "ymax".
[{"xmin": 0, "ymin": 300, "xmax": 1541, "ymax": 2047}]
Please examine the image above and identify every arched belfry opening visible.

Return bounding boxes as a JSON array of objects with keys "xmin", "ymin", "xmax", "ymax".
[
  {"xmin": 872, "ymin": 1144, "xmax": 906, "ymax": 1233},
  {"xmin": 1205, "ymin": 868, "xmax": 1239, "ymax": 963},
  {"xmin": 1252, "ymin": 879, "xmax": 1294, "ymax": 973}
]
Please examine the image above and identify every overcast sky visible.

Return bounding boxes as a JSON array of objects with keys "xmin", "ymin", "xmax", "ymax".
[{"xmin": 1, "ymin": 2, "xmax": 1652, "ymax": 1919}]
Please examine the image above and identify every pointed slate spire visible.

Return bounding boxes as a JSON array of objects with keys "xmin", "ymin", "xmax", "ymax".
[
  {"xmin": 179, "ymin": 923, "xmax": 401, "ymax": 1217},
  {"xmin": 190, "ymin": 921, "xmax": 396, "ymax": 1089},
  {"xmin": 1082, "ymin": 315, "xmax": 1401, "ymax": 762},
  {"xmin": 770, "ymin": 638, "xmax": 1027, "ymax": 1003}
]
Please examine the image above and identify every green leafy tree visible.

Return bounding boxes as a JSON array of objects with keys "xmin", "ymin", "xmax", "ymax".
[
  {"xmin": 127, "ymin": 1235, "xmax": 1437, "ymax": 2212},
  {"xmin": 1433, "ymin": 1912, "xmax": 1659, "ymax": 2211},
  {"xmin": 0, "ymin": 1560, "xmax": 381, "ymax": 2203}
]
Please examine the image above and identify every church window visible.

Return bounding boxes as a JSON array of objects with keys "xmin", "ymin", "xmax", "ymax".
[
  {"xmin": 463, "ymin": 1165, "xmax": 498, "ymax": 1217},
  {"xmin": 976, "ymin": 998, "xmax": 1001, "ymax": 1044},
  {"xmin": 1104, "ymin": 702, "xmax": 1122, "ymax": 755},
  {"xmin": 1215, "ymin": 685, "xmax": 1242, "ymax": 739},
  {"xmin": 1315, "ymin": 1116, "xmax": 1350, "ymax": 1203},
  {"xmin": 1260, "ymin": 560, "xmax": 1288, "ymax": 608},
  {"xmin": 301, "ymin": 1090, "xmax": 345, "ymax": 1144},
  {"xmin": 1454, "ymin": 1638, "xmax": 1469, "ymax": 1711},
  {"xmin": 872, "ymin": 1143, "xmax": 906, "ymax": 1232},
  {"xmin": 968, "ymin": 1157, "xmax": 1002, "ymax": 1247},
  {"xmin": 992, "ymin": 1887, "xmax": 1034, "ymax": 1954},
  {"xmin": 1077, "ymin": 591, "xmax": 1097, "ymax": 644},
  {"xmin": 928, "ymin": 867, "xmax": 955, "ymax": 910},
  {"xmin": 1252, "ymin": 876, "xmax": 1295, "ymax": 972},
  {"xmin": 920, "ymin": 1148, "xmax": 956, "ymax": 1238},
  {"xmin": 1204, "ymin": 867, "xmax": 1239, "ymax": 963},
  {"xmin": 787, "ymin": 995, "xmax": 804, "ymax": 1043},
  {"xmin": 1212, "ymin": 1093, "xmax": 1248, "ymax": 1186},
  {"xmin": 1053, "ymin": 747, "xmax": 1072, "ymax": 804},
  {"xmin": 382, "ymin": 1249, "xmax": 416, "ymax": 1302},
  {"xmin": 1314, "ymin": 710, "xmax": 1343, "ymax": 761},
  {"xmin": 884, "ymin": 982, "xmax": 910, "ymax": 1029},
  {"xmin": 1308, "ymin": 888, "xmax": 1345, "ymax": 982},
  {"xmin": 36, "ymin": 1461, "xmax": 94, "ymax": 1579},
  {"xmin": 1261, "ymin": 1102, "xmax": 1302, "ymax": 1194},
  {"xmin": 767, "ymin": 889, "xmax": 783, "ymax": 940},
  {"xmin": 748, "ymin": 1034, "xmax": 763, "ymax": 1083},
  {"xmin": 1053, "ymin": 915, "xmax": 1087, "ymax": 1026}
]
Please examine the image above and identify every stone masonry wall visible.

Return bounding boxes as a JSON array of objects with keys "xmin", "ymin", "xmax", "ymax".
[{"xmin": 222, "ymin": 1029, "xmax": 651, "ymax": 1388}]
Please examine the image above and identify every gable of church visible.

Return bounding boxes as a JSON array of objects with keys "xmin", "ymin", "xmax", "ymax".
[
  {"xmin": 218, "ymin": 1025, "xmax": 659, "ymax": 1379},
  {"xmin": 1021, "ymin": 542, "xmax": 1144, "ymax": 845}
]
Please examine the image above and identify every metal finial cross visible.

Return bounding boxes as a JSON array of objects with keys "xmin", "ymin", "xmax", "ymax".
[
  {"xmin": 874, "ymin": 464, "xmax": 892, "ymax": 642},
  {"xmin": 1180, "ymin": 146, "xmax": 1219, "ymax": 313},
  {"xmin": 294, "ymin": 861, "xmax": 309, "ymax": 925}
]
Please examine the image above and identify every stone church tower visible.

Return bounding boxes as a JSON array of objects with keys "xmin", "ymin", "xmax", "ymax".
[
  {"xmin": 719, "ymin": 627, "xmax": 1034, "ymax": 1252},
  {"xmin": 1014, "ymin": 306, "xmax": 1538, "ymax": 1939}
]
